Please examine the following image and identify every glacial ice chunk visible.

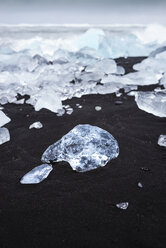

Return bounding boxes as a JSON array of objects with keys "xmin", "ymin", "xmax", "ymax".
[
  {"xmin": 158, "ymin": 135, "xmax": 166, "ymax": 147},
  {"xmin": 85, "ymin": 59, "xmax": 117, "ymax": 74},
  {"xmin": 77, "ymin": 28, "xmax": 105, "ymax": 51},
  {"xmin": 150, "ymin": 46, "xmax": 166, "ymax": 57},
  {"xmin": 29, "ymin": 121, "xmax": 43, "ymax": 129},
  {"xmin": 0, "ymin": 127, "xmax": 10, "ymax": 145},
  {"xmin": 135, "ymin": 90, "xmax": 166, "ymax": 117},
  {"xmin": 34, "ymin": 92, "xmax": 63, "ymax": 113},
  {"xmin": 41, "ymin": 124, "xmax": 119, "ymax": 172},
  {"xmin": 116, "ymin": 202, "xmax": 129, "ymax": 210},
  {"xmin": 0, "ymin": 110, "xmax": 11, "ymax": 127},
  {"xmin": 20, "ymin": 164, "xmax": 53, "ymax": 184}
]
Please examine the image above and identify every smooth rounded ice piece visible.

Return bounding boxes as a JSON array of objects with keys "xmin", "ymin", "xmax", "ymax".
[
  {"xmin": 158, "ymin": 135, "xmax": 166, "ymax": 147},
  {"xmin": 20, "ymin": 164, "xmax": 53, "ymax": 184},
  {"xmin": 29, "ymin": 121, "xmax": 43, "ymax": 129},
  {"xmin": 116, "ymin": 202, "xmax": 129, "ymax": 210},
  {"xmin": 41, "ymin": 124, "xmax": 119, "ymax": 172}
]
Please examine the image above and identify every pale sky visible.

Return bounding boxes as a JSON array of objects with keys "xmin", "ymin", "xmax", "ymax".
[{"xmin": 0, "ymin": 0, "xmax": 165, "ymax": 24}]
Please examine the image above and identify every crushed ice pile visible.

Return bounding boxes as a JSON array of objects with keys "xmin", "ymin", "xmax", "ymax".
[
  {"xmin": 20, "ymin": 124, "xmax": 119, "ymax": 183},
  {"xmin": 0, "ymin": 24, "xmax": 166, "ymax": 117}
]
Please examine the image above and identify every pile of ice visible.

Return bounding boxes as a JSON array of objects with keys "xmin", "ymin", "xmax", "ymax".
[
  {"xmin": 20, "ymin": 124, "xmax": 119, "ymax": 183},
  {"xmin": 0, "ymin": 24, "xmax": 166, "ymax": 117}
]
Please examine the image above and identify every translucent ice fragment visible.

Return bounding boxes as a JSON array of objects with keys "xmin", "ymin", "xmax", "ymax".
[
  {"xmin": 35, "ymin": 93, "xmax": 63, "ymax": 113},
  {"xmin": 77, "ymin": 28, "xmax": 105, "ymax": 51},
  {"xmin": 95, "ymin": 106, "xmax": 102, "ymax": 111},
  {"xmin": 161, "ymin": 74, "xmax": 166, "ymax": 89},
  {"xmin": 150, "ymin": 46, "xmax": 166, "ymax": 57},
  {"xmin": 116, "ymin": 202, "xmax": 129, "ymax": 210},
  {"xmin": 56, "ymin": 108, "xmax": 65, "ymax": 116},
  {"xmin": 0, "ymin": 127, "xmax": 10, "ymax": 145},
  {"xmin": 66, "ymin": 108, "xmax": 73, "ymax": 115},
  {"xmin": 133, "ymin": 52, "xmax": 166, "ymax": 84},
  {"xmin": 20, "ymin": 164, "xmax": 53, "ymax": 184},
  {"xmin": 76, "ymin": 104, "xmax": 82, "ymax": 109},
  {"xmin": 158, "ymin": 135, "xmax": 166, "ymax": 147},
  {"xmin": 14, "ymin": 99, "xmax": 25, "ymax": 104},
  {"xmin": 135, "ymin": 90, "xmax": 166, "ymax": 117},
  {"xmin": 85, "ymin": 59, "xmax": 117, "ymax": 74},
  {"xmin": 0, "ymin": 111, "xmax": 11, "ymax": 127},
  {"xmin": 138, "ymin": 182, "xmax": 143, "ymax": 188},
  {"xmin": 116, "ymin": 91, "xmax": 122, "ymax": 97},
  {"xmin": 41, "ymin": 124, "xmax": 119, "ymax": 172},
  {"xmin": 117, "ymin": 66, "xmax": 125, "ymax": 75},
  {"xmin": 29, "ymin": 121, "xmax": 43, "ymax": 129},
  {"xmin": 115, "ymin": 100, "xmax": 123, "ymax": 105}
]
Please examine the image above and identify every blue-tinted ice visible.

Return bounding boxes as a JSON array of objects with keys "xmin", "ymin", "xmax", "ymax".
[
  {"xmin": 20, "ymin": 164, "xmax": 53, "ymax": 184},
  {"xmin": 41, "ymin": 124, "xmax": 119, "ymax": 172}
]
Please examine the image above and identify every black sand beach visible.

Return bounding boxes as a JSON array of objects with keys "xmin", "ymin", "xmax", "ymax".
[{"xmin": 0, "ymin": 57, "xmax": 166, "ymax": 248}]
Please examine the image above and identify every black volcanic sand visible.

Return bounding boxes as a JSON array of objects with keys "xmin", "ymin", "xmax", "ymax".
[{"xmin": 0, "ymin": 57, "xmax": 166, "ymax": 248}]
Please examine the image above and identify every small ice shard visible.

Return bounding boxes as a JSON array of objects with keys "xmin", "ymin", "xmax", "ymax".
[
  {"xmin": 135, "ymin": 90, "xmax": 166, "ymax": 117},
  {"xmin": 64, "ymin": 105, "xmax": 73, "ymax": 115},
  {"xmin": 41, "ymin": 124, "xmax": 119, "ymax": 172},
  {"xmin": 95, "ymin": 106, "xmax": 102, "ymax": 111},
  {"xmin": 116, "ymin": 91, "xmax": 122, "ymax": 97},
  {"xmin": 29, "ymin": 121, "xmax": 43, "ymax": 129},
  {"xmin": 0, "ymin": 127, "xmax": 10, "ymax": 145},
  {"xmin": 20, "ymin": 164, "xmax": 53, "ymax": 184},
  {"xmin": 0, "ymin": 111, "xmax": 11, "ymax": 127},
  {"xmin": 140, "ymin": 167, "xmax": 150, "ymax": 172},
  {"xmin": 56, "ymin": 108, "xmax": 65, "ymax": 116},
  {"xmin": 66, "ymin": 108, "xmax": 73, "ymax": 115},
  {"xmin": 115, "ymin": 100, "xmax": 123, "ymax": 105},
  {"xmin": 158, "ymin": 135, "xmax": 166, "ymax": 147},
  {"xmin": 138, "ymin": 182, "xmax": 143, "ymax": 188},
  {"xmin": 124, "ymin": 85, "xmax": 138, "ymax": 93},
  {"xmin": 116, "ymin": 202, "xmax": 129, "ymax": 210},
  {"xmin": 76, "ymin": 104, "xmax": 82, "ymax": 109},
  {"xmin": 116, "ymin": 66, "xmax": 125, "ymax": 75}
]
